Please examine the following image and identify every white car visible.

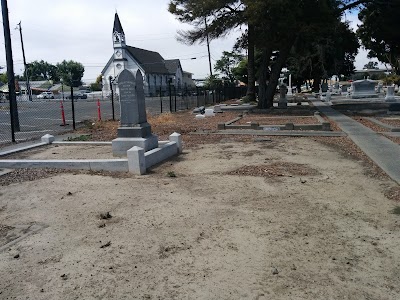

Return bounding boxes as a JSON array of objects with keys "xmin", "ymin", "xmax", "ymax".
[{"xmin": 37, "ymin": 91, "xmax": 54, "ymax": 99}]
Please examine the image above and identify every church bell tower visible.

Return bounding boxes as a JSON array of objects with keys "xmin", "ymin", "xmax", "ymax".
[{"xmin": 113, "ymin": 13, "xmax": 127, "ymax": 72}]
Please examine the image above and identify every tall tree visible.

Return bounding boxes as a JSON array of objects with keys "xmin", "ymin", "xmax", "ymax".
[
  {"xmin": 363, "ymin": 61, "xmax": 379, "ymax": 70},
  {"xmin": 214, "ymin": 51, "xmax": 243, "ymax": 83},
  {"xmin": 168, "ymin": 1, "xmax": 258, "ymax": 97},
  {"xmin": 26, "ymin": 60, "xmax": 59, "ymax": 82},
  {"xmin": 57, "ymin": 60, "xmax": 85, "ymax": 87},
  {"xmin": 357, "ymin": 0, "xmax": 400, "ymax": 74},
  {"xmin": 287, "ymin": 20, "xmax": 359, "ymax": 92}
]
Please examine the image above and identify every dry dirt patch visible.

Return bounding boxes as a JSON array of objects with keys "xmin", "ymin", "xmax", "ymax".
[
  {"xmin": 226, "ymin": 162, "xmax": 320, "ymax": 178},
  {"xmin": 1, "ymin": 138, "xmax": 400, "ymax": 299}
]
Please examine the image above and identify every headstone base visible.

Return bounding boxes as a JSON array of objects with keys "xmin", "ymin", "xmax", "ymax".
[
  {"xmin": 385, "ymin": 96, "xmax": 396, "ymax": 102},
  {"xmin": 118, "ymin": 123, "xmax": 152, "ymax": 138},
  {"xmin": 351, "ymin": 93, "xmax": 379, "ymax": 99},
  {"xmin": 278, "ymin": 100, "xmax": 288, "ymax": 109},
  {"xmin": 112, "ymin": 135, "xmax": 158, "ymax": 157}
]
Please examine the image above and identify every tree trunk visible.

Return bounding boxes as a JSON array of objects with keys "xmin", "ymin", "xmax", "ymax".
[
  {"xmin": 246, "ymin": 24, "xmax": 256, "ymax": 102},
  {"xmin": 312, "ymin": 78, "xmax": 321, "ymax": 92},
  {"xmin": 264, "ymin": 43, "xmax": 292, "ymax": 108},
  {"xmin": 258, "ymin": 48, "xmax": 272, "ymax": 109}
]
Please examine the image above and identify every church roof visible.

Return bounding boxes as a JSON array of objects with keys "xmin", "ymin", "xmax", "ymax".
[
  {"xmin": 164, "ymin": 59, "xmax": 182, "ymax": 74},
  {"xmin": 113, "ymin": 13, "xmax": 124, "ymax": 34},
  {"xmin": 126, "ymin": 46, "xmax": 170, "ymax": 74}
]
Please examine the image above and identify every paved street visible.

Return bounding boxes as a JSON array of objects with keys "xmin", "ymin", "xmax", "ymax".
[{"xmin": 0, "ymin": 95, "xmax": 201, "ymax": 144}]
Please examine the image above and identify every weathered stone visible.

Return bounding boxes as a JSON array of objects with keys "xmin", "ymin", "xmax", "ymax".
[
  {"xmin": 385, "ymin": 86, "xmax": 396, "ymax": 102},
  {"xmin": 351, "ymin": 79, "xmax": 378, "ymax": 99}
]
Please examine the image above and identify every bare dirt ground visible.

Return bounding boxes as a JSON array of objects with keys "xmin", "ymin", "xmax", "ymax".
[{"xmin": 1, "ymin": 135, "xmax": 400, "ymax": 299}]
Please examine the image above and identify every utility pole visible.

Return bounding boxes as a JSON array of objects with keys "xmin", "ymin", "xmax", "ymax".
[
  {"xmin": 204, "ymin": 18, "xmax": 213, "ymax": 77},
  {"xmin": 17, "ymin": 21, "xmax": 32, "ymax": 101},
  {"xmin": 1, "ymin": 0, "xmax": 20, "ymax": 138}
]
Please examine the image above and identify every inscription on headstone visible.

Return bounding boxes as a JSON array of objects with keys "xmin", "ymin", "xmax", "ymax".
[{"xmin": 118, "ymin": 69, "xmax": 147, "ymax": 126}]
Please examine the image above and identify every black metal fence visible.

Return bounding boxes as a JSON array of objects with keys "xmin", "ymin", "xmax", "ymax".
[{"xmin": 0, "ymin": 85, "xmax": 247, "ymax": 146}]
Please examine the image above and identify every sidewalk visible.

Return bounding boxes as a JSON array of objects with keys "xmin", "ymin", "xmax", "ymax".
[{"xmin": 315, "ymin": 100, "xmax": 400, "ymax": 184}]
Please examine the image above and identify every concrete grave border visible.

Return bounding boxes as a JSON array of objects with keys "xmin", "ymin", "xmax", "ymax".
[
  {"xmin": 0, "ymin": 133, "xmax": 182, "ymax": 175},
  {"xmin": 218, "ymin": 112, "xmax": 331, "ymax": 132}
]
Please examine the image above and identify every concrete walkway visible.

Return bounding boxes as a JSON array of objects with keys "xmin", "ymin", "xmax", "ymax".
[{"xmin": 315, "ymin": 100, "xmax": 400, "ymax": 184}]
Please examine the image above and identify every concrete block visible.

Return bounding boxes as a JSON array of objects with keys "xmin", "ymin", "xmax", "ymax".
[
  {"xmin": 41, "ymin": 134, "xmax": 55, "ymax": 144},
  {"xmin": 169, "ymin": 132, "xmax": 183, "ymax": 153},
  {"xmin": 127, "ymin": 146, "xmax": 146, "ymax": 175},
  {"xmin": 250, "ymin": 122, "xmax": 260, "ymax": 130},
  {"xmin": 217, "ymin": 123, "xmax": 226, "ymax": 130},
  {"xmin": 285, "ymin": 123, "xmax": 294, "ymax": 130},
  {"xmin": 145, "ymin": 142, "xmax": 178, "ymax": 169},
  {"xmin": 112, "ymin": 135, "xmax": 158, "ymax": 157},
  {"xmin": 322, "ymin": 122, "xmax": 331, "ymax": 131},
  {"xmin": 89, "ymin": 160, "xmax": 128, "ymax": 172}
]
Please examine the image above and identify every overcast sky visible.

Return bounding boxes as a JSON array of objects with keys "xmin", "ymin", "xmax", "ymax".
[{"xmin": 0, "ymin": 0, "xmax": 379, "ymax": 83}]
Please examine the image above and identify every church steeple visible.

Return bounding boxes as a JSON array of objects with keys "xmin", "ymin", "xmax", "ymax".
[{"xmin": 113, "ymin": 13, "xmax": 125, "ymax": 47}]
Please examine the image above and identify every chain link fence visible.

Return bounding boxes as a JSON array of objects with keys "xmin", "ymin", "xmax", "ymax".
[{"xmin": 0, "ymin": 84, "xmax": 247, "ymax": 146}]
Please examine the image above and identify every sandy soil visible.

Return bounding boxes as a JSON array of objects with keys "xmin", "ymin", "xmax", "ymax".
[
  {"xmin": 1, "ymin": 137, "xmax": 400, "ymax": 299},
  {"xmin": 6, "ymin": 144, "xmax": 114, "ymax": 160}
]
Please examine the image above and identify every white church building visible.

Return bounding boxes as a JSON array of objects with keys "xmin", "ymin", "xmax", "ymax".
[{"xmin": 102, "ymin": 13, "xmax": 191, "ymax": 96}]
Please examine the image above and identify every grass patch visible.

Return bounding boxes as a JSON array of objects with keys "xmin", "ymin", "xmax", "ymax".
[
  {"xmin": 66, "ymin": 135, "xmax": 92, "ymax": 141},
  {"xmin": 390, "ymin": 206, "xmax": 400, "ymax": 215},
  {"xmin": 167, "ymin": 171, "xmax": 176, "ymax": 178}
]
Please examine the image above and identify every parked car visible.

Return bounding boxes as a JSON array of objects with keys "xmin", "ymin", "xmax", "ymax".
[
  {"xmin": 66, "ymin": 92, "xmax": 88, "ymax": 100},
  {"xmin": 37, "ymin": 91, "xmax": 54, "ymax": 99}
]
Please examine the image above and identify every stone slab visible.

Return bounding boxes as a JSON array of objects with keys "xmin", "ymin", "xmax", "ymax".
[
  {"xmin": 0, "ymin": 159, "xmax": 127, "ymax": 172},
  {"xmin": 117, "ymin": 123, "xmax": 152, "ymax": 138},
  {"xmin": 200, "ymin": 130, "xmax": 346, "ymax": 137},
  {"xmin": 145, "ymin": 142, "xmax": 178, "ymax": 169},
  {"xmin": 112, "ymin": 135, "xmax": 158, "ymax": 156}
]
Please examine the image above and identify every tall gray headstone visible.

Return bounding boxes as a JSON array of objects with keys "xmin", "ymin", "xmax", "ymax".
[
  {"xmin": 118, "ymin": 69, "xmax": 146, "ymax": 126},
  {"xmin": 112, "ymin": 69, "xmax": 158, "ymax": 156},
  {"xmin": 117, "ymin": 70, "xmax": 152, "ymax": 138},
  {"xmin": 278, "ymin": 84, "xmax": 288, "ymax": 108}
]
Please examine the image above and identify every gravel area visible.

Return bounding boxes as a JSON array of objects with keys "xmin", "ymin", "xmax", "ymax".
[
  {"xmin": 376, "ymin": 117, "xmax": 400, "ymax": 128},
  {"xmin": 382, "ymin": 135, "xmax": 400, "ymax": 145},
  {"xmin": 225, "ymin": 162, "xmax": 320, "ymax": 178},
  {"xmin": 351, "ymin": 116, "xmax": 389, "ymax": 132}
]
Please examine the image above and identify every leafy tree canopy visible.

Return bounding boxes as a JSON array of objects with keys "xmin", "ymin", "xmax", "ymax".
[
  {"xmin": 214, "ymin": 51, "xmax": 244, "ymax": 83},
  {"xmin": 57, "ymin": 60, "xmax": 85, "ymax": 87},
  {"xmin": 26, "ymin": 60, "xmax": 59, "ymax": 82},
  {"xmin": 363, "ymin": 61, "xmax": 379, "ymax": 70},
  {"xmin": 357, "ymin": 0, "xmax": 400, "ymax": 74}
]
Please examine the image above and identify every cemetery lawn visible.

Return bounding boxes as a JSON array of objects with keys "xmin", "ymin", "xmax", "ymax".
[{"xmin": 1, "ymin": 112, "xmax": 400, "ymax": 299}]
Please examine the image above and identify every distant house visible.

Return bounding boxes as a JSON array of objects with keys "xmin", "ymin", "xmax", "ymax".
[
  {"xmin": 183, "ymin": 71, "xmax": 196, "ymax": 89},
  {"xmin": 101, "ymin": 13, "xmax": 193, "ymax": 96}
]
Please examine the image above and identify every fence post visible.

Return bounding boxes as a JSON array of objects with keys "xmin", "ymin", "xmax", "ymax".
[
  {"xmin": 70, "ymin": 86, "xmax": 76, "ymax": 130},
  {"xmin": 97, "ymin": 99, "xmax": 102, "ymax": 121},
  {"xmin": 109, "ymin": 76, "xmax": 115, "ymax": 121},
  {"xmin": 196, "ymin": 87, "xmax": 199, "ymax": 107},
  {"xmin": 186, "ymin": 87, "xmax": 189, "ymax": 109},
  {"xmin": 160, "ymin": 87, "xmax": 163, "ymax": 114},
  {"xmin": 174, "ymin": 86, "xmax": 177, "ymax": 112},
  {"xmin": 169, "ymin": 81, "xmax": 172, "ymax": 113}
]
